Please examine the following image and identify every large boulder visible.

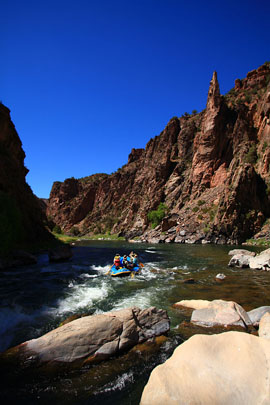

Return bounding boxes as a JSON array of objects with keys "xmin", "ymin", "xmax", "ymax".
[
  {"xmin": 1, "ymin": 307, "xmax": 169, "ymax": 366},
  {"xmin": 228, "ymin": 249, "xmax": 256, "ymax": 257},
  {"xmin": 248, "ymin": 248, "xmax": 270, "ymax": 270},
  {"xmin": 140, "ymin": 331, "xmax": 270, "ymax": 405},
  {"xmin": 174, "ymin": 299, "xmax": 251, "ymax": 329},
  {"xmin": 228, "ymin": 254, "xmax": 251, "ymax": 268},
  {"xmin": 190, "ymin": 300, "xmax": 252, "ymax": 328},
  {"xmin": 259, "ymin": 312, "xmax": 270, "ymax": 340},
  {"xmin": 248, "ymin": 306, "xmax": 270, "ymax": 326}
]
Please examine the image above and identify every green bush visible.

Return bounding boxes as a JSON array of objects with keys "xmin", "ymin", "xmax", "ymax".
[
  {"xmin": 53, "ymin": 224, "xmax": 62, "ymax": 234},
  {"xmin": 148, "ymin": 203, "xmax": 168, "ymax": 229},
  {"xmin": 70, "ymin": 226, "xmax": 80, "ymax": 236},
  {"xmin": 197, "ymin": 200, "xmax": 205, "ymax": 206},
  {"xmin": 245, "ymin": 145, "xmax": 257, "ymax": 165}
]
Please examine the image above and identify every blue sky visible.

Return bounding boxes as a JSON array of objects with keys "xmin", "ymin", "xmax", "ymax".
[{"xmin": 1, "ymin": 0, "xmax": 269, "ymax": 198}]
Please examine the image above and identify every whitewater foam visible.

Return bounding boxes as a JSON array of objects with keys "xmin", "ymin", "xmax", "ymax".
[
  {"xmin": 96, "ymin": 371, "xmax": 134, "ymax": 395},
  {"xmin": 111, "ymin": 287, "xmax": 153, "ymax": 311},
  {"xmin": 89, "ymin": 264, "xmax": 112, "ymax": 274},
  {"xmin": 46, "ymin": 280, "xmax": 110, "ymax": 316}
]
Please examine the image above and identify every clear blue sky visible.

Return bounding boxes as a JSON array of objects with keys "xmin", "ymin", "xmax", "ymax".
[{"xmin": 1, "ymin": 0, "xmax": 269, "ymax": 198}]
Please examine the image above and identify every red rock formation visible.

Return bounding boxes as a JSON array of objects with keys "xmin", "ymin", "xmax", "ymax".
[{"xmin": 46, "ymin": 62, "xmax": 270, "ymax": 244}]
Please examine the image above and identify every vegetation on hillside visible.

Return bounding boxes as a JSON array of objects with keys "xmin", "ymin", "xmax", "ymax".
[{"xmin": 148, "ymin": 203, "xmax": 169, "ymax": 229}]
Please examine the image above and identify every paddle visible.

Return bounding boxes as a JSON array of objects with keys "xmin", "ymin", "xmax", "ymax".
[{"xmin": 105, "ymin": 264, "xmax": 113, "ymax": 275}]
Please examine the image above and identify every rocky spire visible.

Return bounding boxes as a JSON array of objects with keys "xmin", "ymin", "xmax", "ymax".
[{"xmin": 206, "ymin": 71, "xmax": 221, "ymax": 111}]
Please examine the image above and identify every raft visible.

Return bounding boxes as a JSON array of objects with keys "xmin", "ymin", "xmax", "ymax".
[{"xmin": 110, "ymin": 265, "xmax": 140, "ymax": 277}]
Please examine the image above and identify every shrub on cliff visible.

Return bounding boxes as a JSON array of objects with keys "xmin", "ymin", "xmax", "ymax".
[
  {"xmin": 53, "ymin": 224, "xmax": 62, "ymax": 234},
  {"xmin": 245, "ymin": 145, "xmax": 257, "ymax": 165},
  {"xmin": 69, "ymin": 226, "xmax": 80, "ymax": 236},
  {"xmin": 148, "ymin": 203, "xmax": 168, "ymax": 229}
]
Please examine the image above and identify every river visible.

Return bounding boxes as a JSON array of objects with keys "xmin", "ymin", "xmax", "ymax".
[{"xmin": 0, "ymin": 241, "xmax": 269, "ymax": 404}]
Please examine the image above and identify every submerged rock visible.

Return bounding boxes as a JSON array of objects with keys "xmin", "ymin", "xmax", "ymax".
[
  {"xmin": 215, "ymin": 273, "xmax": 226, "ymax": 281},
  {"xmin": 140, "ymin": 331, "xmax": 270, "ymax": 405}
]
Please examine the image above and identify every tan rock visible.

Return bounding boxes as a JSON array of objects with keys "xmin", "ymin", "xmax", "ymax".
[
  {"xmin": 259, "ymin": 312, "xmax": 270, "ymax": 340},
  {"xmin": 4, "ymin": 307, "xmax": 169, "ymax": 366},
  {"xmin": 248, "ymin": 306, "xmax": 270, "ymax": 326},
  {"xmin": 173, "ymin": 299, "xmax": 211, "ymax": 310},
  {"xmin": 140, "ymin": 332, "xmax": 270, "ymax": 405},
  {"xmin": 228, "ymin": 249, "xmax": 256, "ymax": 256},
  {"xmin": 191, "ymin": 300, "xmax": 251, "ymax": 328},
  {"xmin": 228, "ymin": 254, "xmax": 251, "ymax": 268},
  {"xmin": 249, "ymin": 248, "xmax": 270, "ymax": 270}
]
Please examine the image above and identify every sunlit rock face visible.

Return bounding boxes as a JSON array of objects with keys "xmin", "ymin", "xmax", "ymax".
[
  {"xmin": 140, "ymin": 331, "xmax": 270, "ymax": 405},
  {"xmin": 47, "ymin": 63, "xmax": 270, "ymax": 244}
]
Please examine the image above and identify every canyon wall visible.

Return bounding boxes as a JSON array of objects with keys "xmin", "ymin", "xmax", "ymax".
[
  {"xmin": 47, "ymin": 62, "xmax": 270, "ymax": 244},
  {"xmin": 0, "ymin": 103, "xmax": 53, "ymax": 255}
]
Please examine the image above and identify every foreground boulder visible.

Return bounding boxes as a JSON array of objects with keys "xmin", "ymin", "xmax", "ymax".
[
  {"xmin": 1, "ymin": 307, "xmax": 169, "ymax": 367},
  {"xmin": 140, "ymin": 331, "xmax": 270, "ymax": 405},
  {"xmin": 259, "ymin": 312, "xmax": 270, "ymax": 340}
]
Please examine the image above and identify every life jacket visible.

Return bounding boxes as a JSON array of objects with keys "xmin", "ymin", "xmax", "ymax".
[
  {"xmin": 133, "ymin": 257, "xmax": 138, "ymax": 265},
  {"xmin": 114, "ymin": 255, "xmax": 121, "ymax": 266}
]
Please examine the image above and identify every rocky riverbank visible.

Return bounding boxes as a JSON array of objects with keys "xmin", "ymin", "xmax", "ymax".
[
  {"xmin": 228, "ymin": 247, "xmax": 270, "ymax": 270},
  {"xmin": 141, "ymin": 299, "xmax": 270, "ymax": 404}
]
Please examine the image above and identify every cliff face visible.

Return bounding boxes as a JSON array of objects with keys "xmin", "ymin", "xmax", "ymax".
[
  {"xmin": 0, "ymin": 103, "xmax": 52, "ymax": 254},
  {"xmin": 47, "ymin": 62, "xmax": 270, "ymax": 244}
]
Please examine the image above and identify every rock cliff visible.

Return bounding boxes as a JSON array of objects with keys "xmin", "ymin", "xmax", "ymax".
[
  {"xmin": 47, "ymin": 62, "xmax": 270, "ymax": 244},
  {"xmin": 0, "ymin": 103, "xmax": 53, "ymax": 256}
]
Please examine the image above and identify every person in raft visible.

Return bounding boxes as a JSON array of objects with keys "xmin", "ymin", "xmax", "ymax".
[
  {"xmin": 113, "ymin": 254, "xmax": 121, "ymax": 269},
  {"xmin": 122, "ymin": 255, "xmax": 129, "ymax": 268},
  {"xmin": 112, "ymin": 252, "xmax": 142, "ymax": 271},
  {"xmin": 132, "ymin": 253, "xmax": 139, "ymax": 267},
  {"xmin": 123, "ymin": 252, "xmax": 139, "ymax": 270}
]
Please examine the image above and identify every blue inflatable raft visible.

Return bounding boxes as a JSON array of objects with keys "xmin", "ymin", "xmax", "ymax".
[{"xmin": 110, "ymin": 265, "xmax": 140, "ymax": 277}]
